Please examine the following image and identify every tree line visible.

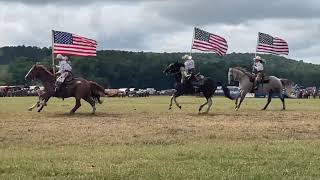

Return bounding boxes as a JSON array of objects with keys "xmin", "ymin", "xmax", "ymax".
[{"xmin": 0, "ymin": 46, "xmax": 320, "ymax": 89}]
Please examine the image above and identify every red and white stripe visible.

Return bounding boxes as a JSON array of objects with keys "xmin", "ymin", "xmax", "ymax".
[
  {"xmin": 257, "ymin": 37, "xmax": 289, "ymax": 55},
  {"xmin": 192, "ymin": 34, "xmax": 228, "ymax": 56},
  {"xmin": 53, "ymin": 34, "xmax": 97, "ymax": 57}
]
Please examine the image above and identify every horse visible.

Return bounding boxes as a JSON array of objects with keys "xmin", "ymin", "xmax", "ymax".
[
  {"xmin": 163, "ymin": 62, "xmax": 234, "ymax": 114},
  {"xmin": 228, "ymin": 67, "xmax": 294, "ymax": 111},
  {"xmin": 25, "ymin": 64, "xmax": 105, "ymax": 114}
]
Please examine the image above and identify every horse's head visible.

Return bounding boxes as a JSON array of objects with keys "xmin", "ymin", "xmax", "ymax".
[
  {"xmin": 228, "ymin": 68, "xmax": 234, "ymax": 84},
  {"xmin": 25, "ymin": 64, "xmax": 53, "ymax": 81},
  {"xmin": 163, "ymin": 62, "xmax": 184, "ymax": 75},
  {"xmin": 25, "ymin": 65, "xmax": 37, "ymax": 81}
]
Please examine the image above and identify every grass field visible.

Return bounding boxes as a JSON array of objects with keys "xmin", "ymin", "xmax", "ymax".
[{"xmin": 1, "ymin": 96, "xmax": 320, "ymax": 179}]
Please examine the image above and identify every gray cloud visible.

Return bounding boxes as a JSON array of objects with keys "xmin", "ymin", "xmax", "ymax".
[
  {"xmin": 0, "ymin": 0, "xmax": 319, "ymax": 63},
  {"xmin": 0, "ymin": 0, "xmax": 149, "ymax": 5},
  {"xmin": 151, "ymin": 0, "xmax": 320, "ymax": 25}
]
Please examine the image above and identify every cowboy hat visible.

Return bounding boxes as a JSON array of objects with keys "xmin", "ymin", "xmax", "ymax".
[
  {"xmin": 56, "ymin": 54, "xmax": 68, "ymax": 61},
  {"xmin": 181, "ymin": 54, "xmax": 188, "ymax": 60},
  {"xmin": 182, "ymin": 54, "xmax": 192, "ymax": 60},
  {"xmin": 253, "ymin": 56, "xmax": 266, "ymax": 63}
]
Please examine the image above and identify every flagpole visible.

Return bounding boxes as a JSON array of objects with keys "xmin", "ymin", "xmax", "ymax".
[
  {"xmin": 51, "ymin": 30, "xmax": 56, "ymax": 77},
  {"xmin": 190, "ymin": 27, "xmax": 195, "ymax": 56},
  {"xmin": 255, "ymin": 32, "xmax": 259, "ymax": 58}
]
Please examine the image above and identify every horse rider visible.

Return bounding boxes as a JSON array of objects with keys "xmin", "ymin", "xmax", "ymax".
[
  {"xmin": 55, "ymin": 54, "xmax": 72, "ymax": 92},
  {"xmin": 252, "ymin": 56, "xmax": 266, "ymax": 90},
  {"xmin": 181, "ymin": 54, "xmax": 195, "ymax": 84}
]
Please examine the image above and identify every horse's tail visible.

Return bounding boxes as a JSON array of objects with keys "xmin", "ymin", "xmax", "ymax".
[
  {"xmin": 89, "ymin": 81, "xmax": 105, "ymax": 104},
  {"xmin": 280, "ymin": 79, "xmax": 295, "ymax": 98},
  {"xmin": 217, "ymin": 82, "xmax": 234, "ymax": 100}
]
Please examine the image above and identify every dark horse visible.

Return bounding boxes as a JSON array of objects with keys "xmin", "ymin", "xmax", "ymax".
[
  {"xmin": 25, "ymin": 64, "xmax": 105, "ymax": 114},
  {"xmin": 163, "ymin": 62, "xmax": 234, "ymax": 113}
]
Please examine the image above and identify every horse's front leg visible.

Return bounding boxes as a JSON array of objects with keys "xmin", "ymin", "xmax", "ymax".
[
  {"xmin": 169, "ymin": 95, "xmax": 174, "ymax": 110},
  {"xmin": 262, "ymin": 92, "xmax": 273, "ymax": 110},
  {"xmin": 37, "ymin": 97, "xmax": 51, "ymax": 113},
  {"xmin": 235, "ymin": 90, "xmax": 247, "ymax": 111},
  {"xmin": 235, "ymin": 94, "xmax": 240, "ymax": 109},
  {"xmin": 173, "ymin": 96, "xmax": 181, "ymax": 109},
  {"xmin": 28, "ymin": 99, "xmax": 40, "ymax": 111}
]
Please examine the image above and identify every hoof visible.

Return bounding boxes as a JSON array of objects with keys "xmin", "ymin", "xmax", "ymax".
[
  {"xmin": 235, "ymin": 107, "xmax": 239, "ymax": 111},
  {"xmin": 168, "ymin": 107, "xmax": 172, "ymax": 110},
  {"xmin": 261, "ymin": 108, "xmax": 266, "ymax": 111},
  {"xmin": 178, "ymin": 106, "xmax": 182, "ymax": 109},
  {"xmin": 28, "ymin": 108, "xmax": 32, "ymax": 111},
  {"xmin": 69, "ymin": 111, "xmax": 75, "ymax": 115}
]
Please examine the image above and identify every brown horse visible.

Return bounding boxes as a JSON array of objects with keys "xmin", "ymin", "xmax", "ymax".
[{"xmin": 25, "ymin": 64, "xmax": 105, "ymax": 114}]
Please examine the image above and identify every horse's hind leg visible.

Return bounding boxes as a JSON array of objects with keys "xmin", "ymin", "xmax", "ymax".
[
  {"xmin": 84, "ymin": 96, "xmax": 96, "ymax": 114},
  {"xmin": 262, "ymin": 92, "xmax": 273, "ymax": 110},
  {"xmin": 280, "ymin": 93, "xmax": 285, "ymax": 110},
  {"xmin": 70, "ymin": 98, "xmax": 81, "ymax": 114}
]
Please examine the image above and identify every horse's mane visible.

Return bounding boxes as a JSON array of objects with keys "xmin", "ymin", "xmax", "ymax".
[
  {"xmin": 233, "ymin": 67, "xmax": 254, "ymax": 78},
  {"xmin": 36, "ymin": 65, "xmax": 54, "ymax": 76}
]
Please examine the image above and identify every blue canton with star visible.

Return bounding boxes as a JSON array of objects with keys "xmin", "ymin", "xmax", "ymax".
[
  {"xmin": 194, "ymin": 28, "xmax": 210, "ymax": 42},
  {"xmin": 53, "ymin": 31, "xmax": 73, "ymax": 44}
]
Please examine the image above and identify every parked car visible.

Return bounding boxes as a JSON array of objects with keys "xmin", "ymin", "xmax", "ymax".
[{"xmin": 146, "ymin": 88, "xmax": 156, "ymax": 95}]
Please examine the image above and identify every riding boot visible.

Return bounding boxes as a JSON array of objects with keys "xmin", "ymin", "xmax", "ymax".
[
  {"xmin": 253, "ymin": 81, "xmax": 259, "ymax": 90},
  {"xmin": 55, "ymin": 82, "xmax": 61, "ymax": 93}
]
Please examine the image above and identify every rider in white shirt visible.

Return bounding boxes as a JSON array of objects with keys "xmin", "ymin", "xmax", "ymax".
[
  {"xmin": 55, "ymin": 54, "xmax": 72, "ymax": 92},
  {"xmin": 181, "ymin": 54, "xmax": 195, "ymax": 84},
  {"xmin": 252, "ymin": 56, "xmax": 265, "ymax": 90}
]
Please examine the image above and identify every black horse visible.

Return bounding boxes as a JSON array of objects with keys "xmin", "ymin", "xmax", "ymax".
[{"xmin": 163, "ymin": 62, "xmax": 234, "ymax": 113}]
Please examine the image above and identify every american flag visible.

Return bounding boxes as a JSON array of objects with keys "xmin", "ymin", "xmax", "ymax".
[
  {"xmin": 53, "ymin": 30, "xmax": 97, "ymax": 57},
  {"xmin": 192, "ymin": 27, "xmax": 228, "ymax": 56},
  {"xmin": 256, "ymin": 32, "xmax": 289, "ymax": 55}
]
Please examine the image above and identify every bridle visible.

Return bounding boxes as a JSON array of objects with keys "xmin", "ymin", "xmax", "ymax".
[
  {"xmin": 167, "ymin": 71, "xmax": 181, "ymax": 76},
  {"xmin": 165, "ymin": 64, "xmax": 182, "ymax": 76}
]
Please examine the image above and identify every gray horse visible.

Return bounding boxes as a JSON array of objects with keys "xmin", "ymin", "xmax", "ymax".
[{"xmin": 228, "ymin": 67, "xmax": 293, "ymax": 111}]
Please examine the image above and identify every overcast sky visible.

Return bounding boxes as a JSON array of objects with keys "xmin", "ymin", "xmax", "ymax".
[{"xmin": 0, "ymin": 0, "xmax": 319, "ymax": 63}]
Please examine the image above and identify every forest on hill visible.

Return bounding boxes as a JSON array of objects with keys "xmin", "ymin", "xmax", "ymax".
[{"xmin": 0, "ymin": 46, "xmax": 319, "ymax": 89}]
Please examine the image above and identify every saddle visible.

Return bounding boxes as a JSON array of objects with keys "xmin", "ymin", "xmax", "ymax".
[
  {"xmin": 64, "ymin": 74, "xmax": 74, "ymax": 83},
  {"xmin": 60, "ymin": 73, "xmax": 75, "ymax": 90},
  {"xmin": 188, "ymin": 73, "xmax": 205, "ymax": 87},
  {"xmin": 250, "ymin": 73, "xmax": 269, "ymax": 83}
]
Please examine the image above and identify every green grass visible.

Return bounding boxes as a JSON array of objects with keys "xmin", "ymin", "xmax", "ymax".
[{"xmin": 1, "ymin": 96, "xmax": 320, "ymax": 179}]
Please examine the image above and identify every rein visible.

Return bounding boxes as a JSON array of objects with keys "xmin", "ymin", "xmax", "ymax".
[
  {"xmin": 233, "ymin": 68, "xmax": 249, "ymax": 81},
  {"xmin": 168, "ymin": 71, "xmax": 181, "ymax": 76}
]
